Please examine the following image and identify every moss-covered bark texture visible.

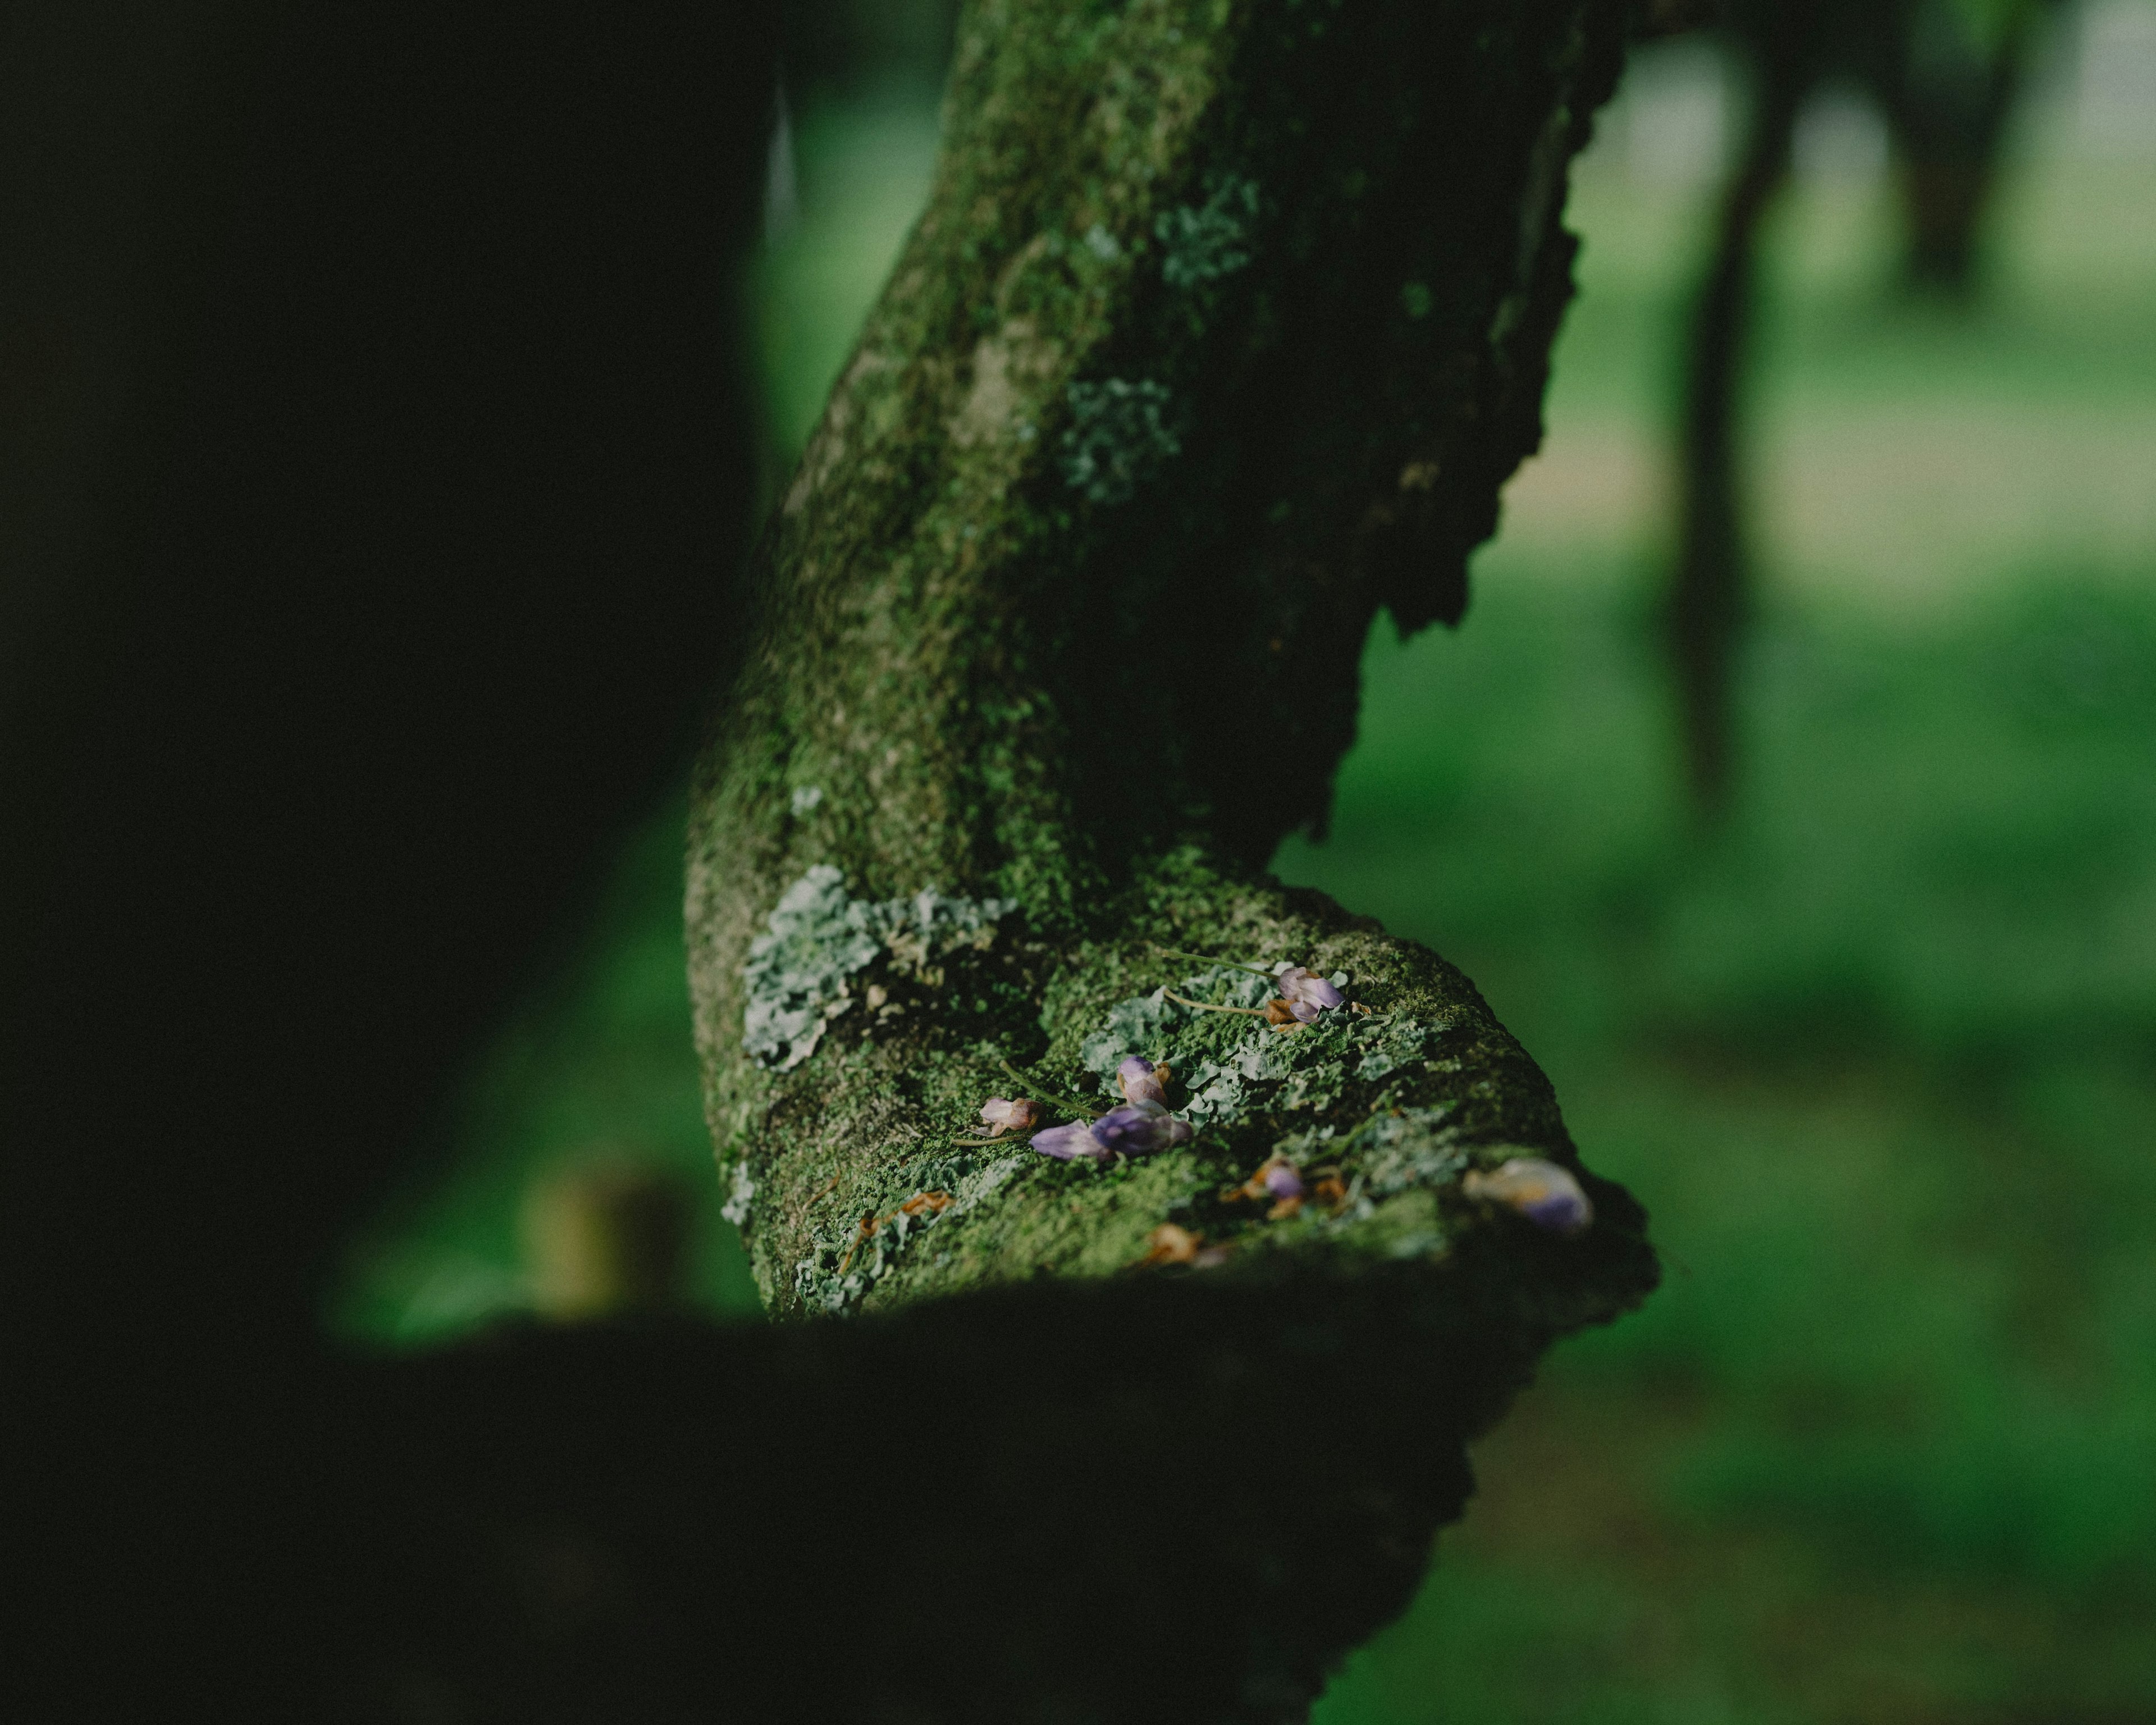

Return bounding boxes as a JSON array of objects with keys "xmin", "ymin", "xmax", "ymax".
[{"xmin": 685, "ymin": 2, "xmax": 1658, "ymax": 1714}]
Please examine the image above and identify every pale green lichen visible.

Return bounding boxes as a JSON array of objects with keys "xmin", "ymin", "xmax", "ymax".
[
  {"xmin": 742, "ymin": 866, "xmax": 1015, "ymax": 1070},
  {"xmin": 720, "ymin": 1160, "xmax": 755, "ymax": 1227},
  {"xmin": 1157, "ymin": 174, "xmax": 1260, "ymax": 286},
  {"xmin": 1332, "ymin": 1106, "xmax": 1470, "ymax": 1199},
  {"xmin": 1059, "ymin": 377, "xmax": 1180, "ymax": 504},
  {"xmin": 1075, "ymin": 965, "xmax": 1436, "ymax": 1128},
  {"xmin": 792, "ymin": 1149, "xmax": 1029, "ymax": 1315}
]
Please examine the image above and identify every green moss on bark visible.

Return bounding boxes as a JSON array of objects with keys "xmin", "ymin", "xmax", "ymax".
[{"xmin": 687, "ymin": 0, "xmax": 1652, "ymax": 1494}]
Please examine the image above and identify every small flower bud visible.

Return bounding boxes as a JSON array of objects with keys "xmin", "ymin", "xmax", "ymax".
[{"xmin": 1463, "ymin": 1157, "xmax": 1593, "ymax": 1236}]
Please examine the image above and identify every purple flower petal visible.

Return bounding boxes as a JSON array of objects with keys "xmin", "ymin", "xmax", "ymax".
[
  {"xmin": 1276, "ymin": 966, "xmax": 1344, "ymax": 1014},
  {"xmin": 1031, "ymin": 1121, "xmax": 1108, "ymax": 1161},
  {"xmin": 1463, "ymin": 1157, "xmax": 1593, "ymax": 1236},
  {"xmin": 1091, "ymin": 1101, "xmax": 1193, "ymax": 1157},
  {"xmin": 1262, "ymin": 1159, "xmax": 1305, "ymax": 1199},
  {"xmin": 1519, "ymin": 1187, "xmax": 1592, "ymax": 1234},
  {"xmin": 1116, "ymin": 1055, "xmax": 1167, "ymax": 1106},
  {"xmin": 980, "ymin": 1096, "xmax": 1040, "ymax": 1134}
]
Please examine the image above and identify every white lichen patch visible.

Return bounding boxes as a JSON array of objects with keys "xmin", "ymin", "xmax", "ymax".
[
  {"xmin": 1079, "ymin": 965, "xmax": 1412, "ymax": 1125},
  {"xmin": 742, "ymin": 865, "xmax": 1014, "ymax": 1070},
  {"xmin": 1342, "ymin": 1106, "xmax": 1469, "ymax": 1199},
  {"xmin": 1059, "ymin": 377, "xmax": 1180, "ymax": 505},
  {"xmin": 720, "ymin": 1160, "xmax": 756, "ymax": 1227}
]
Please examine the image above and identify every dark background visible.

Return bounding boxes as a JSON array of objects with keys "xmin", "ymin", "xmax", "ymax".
[{"xmin": 1, "ymin": 2, "xmax": 775, "ymax": 1709}]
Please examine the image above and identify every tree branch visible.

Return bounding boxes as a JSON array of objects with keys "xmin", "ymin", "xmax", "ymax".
[{"xmin": 674, "ymin": 0, "xmax": 1659, "ymax": 1711}]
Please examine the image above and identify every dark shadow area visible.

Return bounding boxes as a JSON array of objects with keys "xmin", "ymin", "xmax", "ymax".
[
  {"xmin": 1, "ymin": 3, "xmax": 775, "ymax": 1712},
  {"xmin": 323, "ymin": 1251, "xmax": 1652, "ymax": 1724}
]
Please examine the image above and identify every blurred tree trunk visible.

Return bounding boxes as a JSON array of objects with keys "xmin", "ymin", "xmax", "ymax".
[
  {"xmin": 1669, "ymin": 24, "xmax": 1807, "ymax": 810},
  {"xmin": 1880, "ymin": 0, "xmax": 2059, "ymax": 296},
  {"xmin": 1666, "ymin": 0, "xmax": 2058, "ymax": 810}
]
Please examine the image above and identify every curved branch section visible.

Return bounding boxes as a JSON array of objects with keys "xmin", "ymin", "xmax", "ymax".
[
  {"xmin": 689, "ymin": 0, "xmax": 1647, "ymax": 1708},
  {"xmin": 686, "ymin": 6, "xmax": 1655, "ymax": 1695}
]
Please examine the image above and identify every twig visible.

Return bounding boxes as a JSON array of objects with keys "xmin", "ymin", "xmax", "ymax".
[
  {"xmin": 838, "ymin": 1210, "xmax": 879, "ymax": 1275},
  {"xmin": 997, "ymin": 1058, "xmax": 1101, "ymax": 1119},
  {"xmin": 786, "ymin": 1172, "xmax": 843, "ymax": 1234},
  {"xmin": 1162, "ymin": 989, "xmax": 1269, "ymax": 1018},
  {"xmin": 1150, "ymin": 944, "xmax": 1276, "ymax": 978}
]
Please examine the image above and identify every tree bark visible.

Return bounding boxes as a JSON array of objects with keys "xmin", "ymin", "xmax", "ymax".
[
  {"xmin": 683, "ymin": 7, "xmax": 1657, "ymax": 1703},
  {"xmin": 695, "ymin": 0, "xmax": 1652, "ymax": 1304}
]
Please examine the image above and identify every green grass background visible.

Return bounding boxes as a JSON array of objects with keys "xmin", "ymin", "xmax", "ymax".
[{"xmin": 340, "ymin": 58, "xmax": 2156, "ymax": 1723}]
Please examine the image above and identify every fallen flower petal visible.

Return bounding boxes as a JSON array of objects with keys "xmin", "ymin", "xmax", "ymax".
[
  {"xmin": 1275, "ymin": 965, "xmax": 1344, "ymax": 1019},
  {"xmin": 1463, "ymin": 1157, "xmax": 1593, "ymax": 1236},
  {"xmin": 1031, "ymin": 1121, "xmax": 1111, "ymax": 1161},
  {"xmin": 1136, "ymin": 1223, "xmax": 1202, "ymax": 1266},
  {"xmin": 1116, "ymin": 1055, "xmax": 1169, "ymax": 1106},
  {"xmin": 1226, "ymin": 1153, "xmax": 1305, "ymax": 1207},
  {"xmin": 1091, "ymin": 1100, "xmax": 1193, "ymax": 1157},
  {"xmin": 979, "ymin": 1096, "xmax": 1041, "ymax": 1136}
]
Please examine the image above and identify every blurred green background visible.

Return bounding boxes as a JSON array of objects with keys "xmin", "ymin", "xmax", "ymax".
[{"xmin": 339, "ymin": 10, "xmax": 2156, "ymax": 1719}]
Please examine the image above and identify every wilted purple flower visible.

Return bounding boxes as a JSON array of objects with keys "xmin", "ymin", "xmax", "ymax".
[
  {"xmin": 978, "ymin": 1097, "xmax": 1040, "ymax": 1137},
  {"xmin": 1276, "ymin": 966, "xmax": 1341, "ymax": 1008},
  {"xmin": 1228, "ymin": 1153, "xmax": 1305, "ymax": 1207},
  {"xmin": 1463, "ymin": 1157, "xmax": 1593, "ymax": 1236},
  {"xmin": 1030, "ymin": 1120, "xmax": 1110, "ymax": 1162},
  {"xmin": 1031, "ymin": 1099, "xmax": 1191, "ymax": 1162},
  {"xmin": 1275, "ymin": 966, "xmax": 1344, "ymax": 1024},
  {"xmin": 1091, "ymin": 1100, "xmax": 1193, "ymax": 1157},
  {"xmin": 1117, "ymin": 1055, "xmax": 1170, "ymax": 1106}
]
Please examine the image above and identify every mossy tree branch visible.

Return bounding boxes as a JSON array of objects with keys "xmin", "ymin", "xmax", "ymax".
[
  {"xmin": 692, "ymin": 0, "xmax": 1645, "ymax": 1305},
  {"xmin": 677, "ymin": 2, "xmax": 1659, "ymax": 1711}
]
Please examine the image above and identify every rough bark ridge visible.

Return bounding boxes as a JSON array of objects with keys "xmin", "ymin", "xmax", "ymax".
[{"xmin": 686, "ymin": 2, "xmax": 1657, "ymax": 1711}]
